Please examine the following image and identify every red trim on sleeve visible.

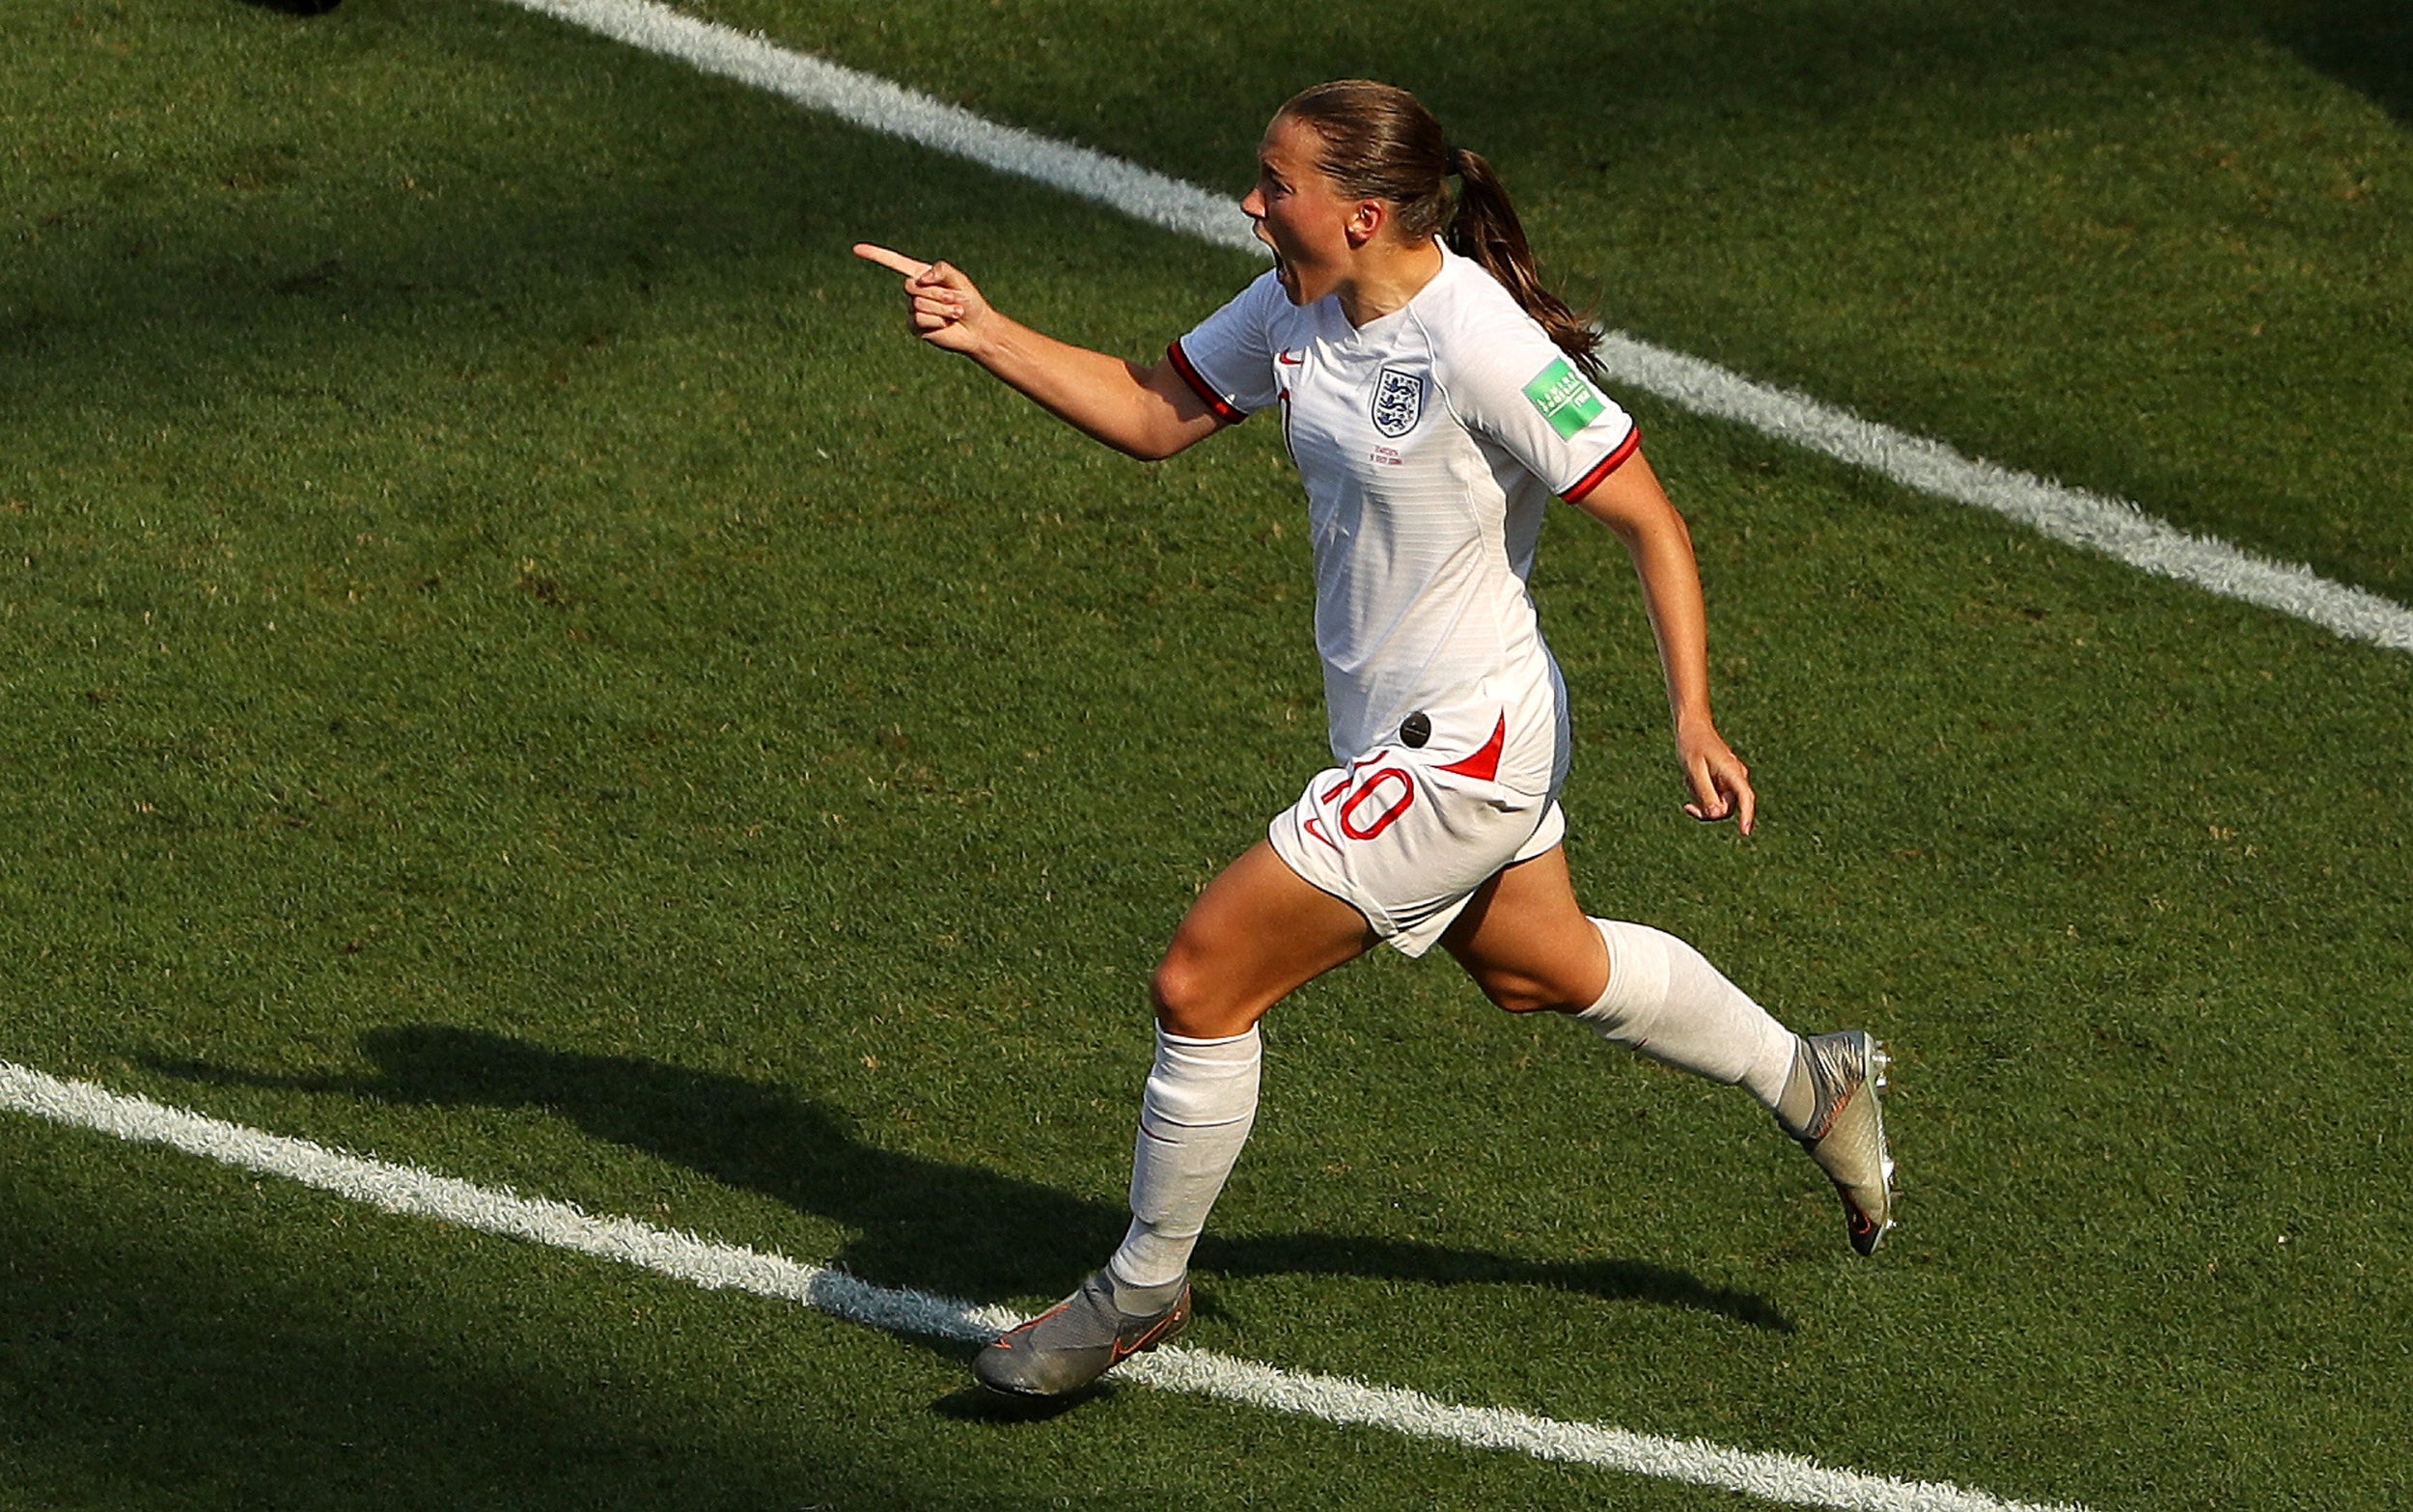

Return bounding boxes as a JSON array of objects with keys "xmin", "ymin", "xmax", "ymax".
[
  {"xmin": 1165, "ymin": 340, "xmax": 1246, "ymax": 426},
  {"xmin": 1560, "ymin": 425, "xmax": 1643, "ymax": 504},
  {"xmin": 1435, "ymin": 716, "xmax": 1507, "ymax": 784}
]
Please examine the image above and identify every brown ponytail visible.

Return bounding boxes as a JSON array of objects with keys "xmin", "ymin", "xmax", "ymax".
[
  {"xmin": 1444, "ymin": 148, "xmax": 1602, "ymax": 379},
  {"xmin": 1276, "ymin": 80, "xmax": 1602, "ymax": 379}
]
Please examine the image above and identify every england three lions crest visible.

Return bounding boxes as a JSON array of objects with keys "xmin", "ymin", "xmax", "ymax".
[{"xmin": 1371, "ymin": 367, "xmax": 1424, "ymax": 438}]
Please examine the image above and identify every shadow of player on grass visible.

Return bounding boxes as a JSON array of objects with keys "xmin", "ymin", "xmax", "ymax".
[
  {"xmin": 2271, "ymin": 0, "xmax": 2413, "ymax": 127},
  {"xmin": 154, "ymin": 1024, "xmax": 1791, "ymax": 1335}
]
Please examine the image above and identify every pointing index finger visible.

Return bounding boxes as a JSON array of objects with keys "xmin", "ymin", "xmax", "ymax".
[{"xmin": 851, "ymin": 242, "xmax": 932, "ymax": 279}]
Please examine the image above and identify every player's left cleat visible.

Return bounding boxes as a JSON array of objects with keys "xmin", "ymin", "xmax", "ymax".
[
  {"xmin": 1788, "ymin": 1030, "xmax": 1896, "ymax": 1255},
  {"xmin": 973, "ymin": 1269, "xmax": 1193, "ymax": 1398}
]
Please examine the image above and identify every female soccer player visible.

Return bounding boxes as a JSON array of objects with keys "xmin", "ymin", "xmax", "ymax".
[{"xmin": 856, "ymin": 79, "xmax": 1894, "ymax": 1398}]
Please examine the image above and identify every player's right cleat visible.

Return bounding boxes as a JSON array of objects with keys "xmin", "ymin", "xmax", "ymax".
[
  {"xmin": 972, "ymin": 1269, "xmax": 1193, "ymax": 1398},
  {"xmin": 1789, "ymin": 1030, "xmax": 1896, "ymax": 1256}
]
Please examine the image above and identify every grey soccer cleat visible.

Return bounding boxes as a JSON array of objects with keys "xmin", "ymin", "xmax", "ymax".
[
  {"xmin": 1789, "ymin": 1030, "xmax": 1897, "ymax": 1256},
  {"xmin": 973, "ymin": 1269, "xmax": 1193, "ymax": 1398}
]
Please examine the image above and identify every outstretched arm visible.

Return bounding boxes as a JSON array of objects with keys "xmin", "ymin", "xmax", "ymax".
[
  {"xmin": 852, "ymin": 243, "xmax": 1225, "ymax": 461},
  {"xmin": 1567, "ymin": 447, "xmax": 1758, "ymax": 835}
]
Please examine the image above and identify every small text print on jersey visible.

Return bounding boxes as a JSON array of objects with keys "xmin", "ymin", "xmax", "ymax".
[
  {"xmin": 1372, "ymin": 367, "xmax": 1426, "ymax": 438},
  {"xmin": 1523, "ymin": 357, "xmax": 1604, "ymax": 440}
]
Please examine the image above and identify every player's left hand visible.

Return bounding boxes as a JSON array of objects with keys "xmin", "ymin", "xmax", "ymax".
[{"xmin": 1677, "ymin": 721, "xmax": 1756, "ymax": 835}]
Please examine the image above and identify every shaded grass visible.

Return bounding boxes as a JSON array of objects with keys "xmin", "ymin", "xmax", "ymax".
[
  {"xmin": 2277, "ymin": 0, "xmax": 2413, "ymax": 125},
  {"xmin": 5, "ymin": 1118, "xmax": 1703, "ymax": 1512},
  {"xmin": 0, "ymin": 2, "xmax": 2409, "ymax": 1509}
]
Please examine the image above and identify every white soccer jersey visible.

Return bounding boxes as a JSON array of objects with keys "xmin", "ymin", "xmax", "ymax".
[{"xmin": 1169, "ymin": 243, "xmax": 1639, "ymax": 797}]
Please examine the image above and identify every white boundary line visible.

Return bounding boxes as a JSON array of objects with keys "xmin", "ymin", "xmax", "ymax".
[
  {"xmin": 502, "ymin": 0, "xmax": 1262, "ymax": 255},
  {"xmin": 2, "ymin": 1058, "xmax": 2087, "ymax": 1512},
  {"xmin": 495, "ymin": 0, "xmax": 2413, "ymax": 655},
  {"xmin": 1593, "ymin": 335, "xmax": 2413, "ymax": 652}
]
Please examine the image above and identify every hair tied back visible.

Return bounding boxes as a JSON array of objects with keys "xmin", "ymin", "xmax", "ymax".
[{"xmin": 1276, "ymin": 80, "xmax": 1601, "ymax": 377}]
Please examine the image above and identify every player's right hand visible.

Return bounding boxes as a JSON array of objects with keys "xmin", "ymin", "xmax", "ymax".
[{"xmin": 851, "ymin": 243, "xmax": 994, "ymax": 355}]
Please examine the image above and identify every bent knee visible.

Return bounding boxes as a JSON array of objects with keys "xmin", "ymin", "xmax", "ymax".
[
  {"xmin": 1150, "ymin": 941, "xmax": 1241, "ymax": 1037},
  {"xmin": 1149, "ymin": 948, "xmax": 1204, "ymax": 1025}
]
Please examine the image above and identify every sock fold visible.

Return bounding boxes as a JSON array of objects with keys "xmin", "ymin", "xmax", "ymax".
[
  {"xmin": 1578, "ymin": 919, "xmax": 1796, "ymax": 1111},
  {"xmin": 1110, "ymin": 1024, "xmax": 1262, "ymax": 1290}
]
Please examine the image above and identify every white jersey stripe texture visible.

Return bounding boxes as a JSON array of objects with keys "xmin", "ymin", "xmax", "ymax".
[
  {"xmin": 1, "ymin": 1058, "xmax": 2088, "ymax": 1512},
  {"xmin": 491, "ymin": 0, "xmax": 2413, "ymax": 656}
]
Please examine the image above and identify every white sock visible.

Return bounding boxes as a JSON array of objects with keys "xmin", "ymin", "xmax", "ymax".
[
  {"xmin": 1577, "ymin": 919, "xmax": 1797, "ymax": 1112},
  {"xmin": 1108, "ymin": 1024, "xmax": 1262, "ymax": 1294}
]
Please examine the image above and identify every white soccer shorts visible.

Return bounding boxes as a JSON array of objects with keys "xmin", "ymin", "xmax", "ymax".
[{"xmin": 1267, "ymin": 709, "xmax": 1565, "ymax": 958}]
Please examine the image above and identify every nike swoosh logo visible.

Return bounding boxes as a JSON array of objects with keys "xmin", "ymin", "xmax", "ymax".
[{"xmin": 1276, "ymin": 351, "xmax": 1303, "ymax": 365}]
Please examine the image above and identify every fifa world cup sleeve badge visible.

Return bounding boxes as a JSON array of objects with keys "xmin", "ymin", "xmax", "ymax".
[{"xmin": 1522, "ymin": 357, "xmax": 1605, "ymax": 440}]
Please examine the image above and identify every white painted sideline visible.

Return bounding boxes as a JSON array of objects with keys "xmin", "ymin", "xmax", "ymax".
[
  {"xmin": 492, "ymin": 0, "xmax": 2413, "ymax": 656},
  {"xmin": 1595, "ymin": 335, "xmax": 2413, "ymax": 653},
  {"xmin": 1, "ymin": 1058, "xmax": 2087, "ymax": 1512},
  {"xmin": 502, "ymin": 0, "xmax": 1262, "ymax": 256}
]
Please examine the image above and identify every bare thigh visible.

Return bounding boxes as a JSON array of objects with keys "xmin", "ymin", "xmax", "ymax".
[
  {"xmin": 1151, "ymin": 840, "xmax": 1379, "ymax": 1039},
  {"xmin": 1439, "ymin": 844, "xmax": 1610, "ymax": 1014}
]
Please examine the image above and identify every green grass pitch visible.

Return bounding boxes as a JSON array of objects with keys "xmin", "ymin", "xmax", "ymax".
[{"xmin": 3, "ymin": 1, "xmax": 2409, "ymax": 1507}]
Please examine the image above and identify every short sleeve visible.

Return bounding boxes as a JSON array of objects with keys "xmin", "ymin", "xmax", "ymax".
[
  {"xmin": 1446, "ymin": 327, "xmax": 1640, "ymax": 503},
  {"xmin": 1166, "ymin": 270, "xmax": 1287, "ymax": 425}
]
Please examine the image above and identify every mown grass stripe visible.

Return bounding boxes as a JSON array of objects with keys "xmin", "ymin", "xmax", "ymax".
[
  {"xmin": 488, "ymin": 0, "xmax": 2413, "ymax": 655},
  {"xmin": 1, "ymin": 1058, "xmax": 2086, "ymax": 1512}
]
